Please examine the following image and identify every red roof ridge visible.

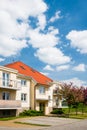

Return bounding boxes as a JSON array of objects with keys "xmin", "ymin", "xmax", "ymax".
[{"xmin": 5, "ymin": 61, "xmax": 53, "ymax": 85}]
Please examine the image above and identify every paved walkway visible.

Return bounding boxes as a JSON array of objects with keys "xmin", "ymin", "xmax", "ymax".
[
  {"xmin": 0, "ymin": 116, "xmax": 87, "ymax": 130},
  {"xmin": 0, "ymin": 117, "xmax": 39, "ymax": 129},
  {"xmin": 44, "ymin": 119, "xmax": 87, "ymax": 130},
  {"xmin": 21, "ymin": 116, "xmax": 80, "ymax": 126}
]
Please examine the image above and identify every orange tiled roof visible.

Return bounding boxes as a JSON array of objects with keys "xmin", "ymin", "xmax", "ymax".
[{"xmin": 5, "ymin": 61, "xmax": 53, "ymax": 85}]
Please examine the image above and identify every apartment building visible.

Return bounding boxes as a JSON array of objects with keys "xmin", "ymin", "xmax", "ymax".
[
  {"xmin": 0, "ymin": 61, "xmax": 65, "ymax": 117},
  {"xmin": 0, "ymin": 64, "xmax": 30, "ymax": 117},
  {"xmin": 4, "ymin": 61, "xmax": 53, "ymax": 116}
]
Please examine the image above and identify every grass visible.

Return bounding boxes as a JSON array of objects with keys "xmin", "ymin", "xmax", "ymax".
[
  {"xmin": 62, "ymin": 105, "xmax": 87, "ymax": 113},
  {"xmin": 61, "ymin": 106, "xmax": 87, "ymax": 119},
  {"xmin": 0, "ymin": 116, "xmax": 18, "ymax": 121},
  {"xmin": 69, "ymin": 113, "xmax": 87, "ymax": 119},
  {"xmin": 14, "ymin": 121, "xmax": 51, "ymax": 127},
  {"xmin": 0, "ymin": 115, "xmax": 31, "ymax": 121}
]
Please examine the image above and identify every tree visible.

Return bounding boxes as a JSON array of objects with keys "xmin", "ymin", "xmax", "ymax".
[
  {"xmin": 83, "ymin": 87, "xmax": 87, "ymax": 105},
  {"xmin": 58, "ymin": 82, "xmax": 74, "ymax": 114},
  {"xmin": 58, "ymin": 83, "xmax": 84, "ymax": 115}
]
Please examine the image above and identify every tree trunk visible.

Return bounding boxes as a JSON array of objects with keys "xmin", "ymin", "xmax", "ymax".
[{"xmin": 82, "ymin": 103, "xmax": 84, "ymax": 115}]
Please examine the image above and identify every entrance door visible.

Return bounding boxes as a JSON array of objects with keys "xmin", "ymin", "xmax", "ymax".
[{"xmin": 39, "ymin": 103, "xmax": 45, "ymax": 114}]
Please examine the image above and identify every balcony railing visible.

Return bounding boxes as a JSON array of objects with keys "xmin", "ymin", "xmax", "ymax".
[
  {"xmin": 0, "ymin": 78, "xmax": 21, "ymax": 90},
  {"xmin": 36, "ymin": 94, "xmax": 49, "ymax": 101},
  {"xmin": 0, "ymin": 100, "xmax": 21, "ymax": 109},
  {"xmin": 53, "ymin": 89, "xmax": 58, "ymax": 95}
]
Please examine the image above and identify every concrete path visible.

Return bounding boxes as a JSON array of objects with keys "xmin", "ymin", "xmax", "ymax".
[
  {"xmin": 21, "ymin": 116, "xmax": 80, "ymax": 126},
  {"xmin": 43, "ymin": 119, "xmax": 87, "ymax": 130},
  {"xmin": 0, "ymin": 117, "xmax": 87, "ymax": 130}
]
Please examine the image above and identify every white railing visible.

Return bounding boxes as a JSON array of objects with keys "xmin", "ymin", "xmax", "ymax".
[
  {"xmin": 0, "ymin": 100, "xmax": 21, "ymax": 109},
  {"xmin": 0, "ymin": 78, "xmax": 21, "ymax": 90},
  {"xmin": 36, "ymin": 93, "xmax": 49, "ymax": 101}
]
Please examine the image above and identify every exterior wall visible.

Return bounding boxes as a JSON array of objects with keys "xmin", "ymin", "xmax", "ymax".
[
  {"xmin": 0, "ymin": 89, "xmax": 16, "ymax": 100},
  {"xmin": 0, "ymin": 67, "xmax": 18, "ymax": 101},
  {"xmin": 0, "ymin": 100, "xmax": 21, "ymax": 109},
  {"xmin": 16, "ymin": 78, "xmax": 30, "ymax": 109},
  {"xmin": 45, "ymin": 102, "xmax": 49, "ymax": 115},
  {"xmin": 30, "ymin": 79, "xmax": 36, "ymax": 110},
  {"xmin": 48, "ymin": 82, "xmax": 63, "ymax": 111},
  {"xmin": 35, "ymin": 101, "xmax": 39, "ymax": 111},
  {"xmin": 0, "ymin": 67, "xmax": 20, "ymax": 90},
  {"xmin": 36, "ymin": 85, "xmax": 49, "ymax": 100},
  {"xmin": 35, "ymin": 85, "xmax": 50, "ymax": 115},
  {"xmin": 35, "ymin": 101, "xmax": 49, "ymax": 115},
  {"xmin": 0, "ymin": 65, "xmax": 64, "ymax": 117},
  {"xmin": 0, "ymin": 66, "xmax": 31, "ymax": 116}
]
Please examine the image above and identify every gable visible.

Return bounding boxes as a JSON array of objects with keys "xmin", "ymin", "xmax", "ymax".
[{"xmin": 5, "ymin": 61, "xmax": 53, "ymax": 86}]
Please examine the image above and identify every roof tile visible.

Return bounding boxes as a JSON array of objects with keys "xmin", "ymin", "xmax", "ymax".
[{"xmin": 5, "ymin": 61, "xmax": 53, "ymax": 85}]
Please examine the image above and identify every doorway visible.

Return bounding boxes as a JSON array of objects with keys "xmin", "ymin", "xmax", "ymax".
[{"xmin": 39, "ymin": 102, "xmax": 45, "ymax": 114}]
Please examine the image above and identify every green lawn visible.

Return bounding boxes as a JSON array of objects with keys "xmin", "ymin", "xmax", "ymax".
[
  {"xmin": 69, "ymin": 113, "xmax": 87, "ymax": 119},
  {"xmin": 62, "ymin": 105, "xmax": 87, "ymax": 119}
]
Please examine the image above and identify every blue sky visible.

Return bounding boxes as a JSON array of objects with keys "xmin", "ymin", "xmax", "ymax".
[{"xmin": 0, "ymin": 0, "xmax": 87, "ymax": 86}]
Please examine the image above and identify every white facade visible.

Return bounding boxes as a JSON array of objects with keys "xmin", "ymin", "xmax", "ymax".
[
  {"xmin": 0, "ymin": 66, "xmax": 30, "ymax": 117},
  {"xmin": 36, "ymin": 86, "xmax": 49, "ymax": 101},
  {"xmin": 35, "ymin": 82, "xmax": 63, "ymax": 115},
  {"xmin": 16, "ymin": 78, "xmax": 30, "ymax": 109},
  {"xmin": 48, "ymin": 82, "xmax": 63, "ymax": 110},
  {"xmin": 0, "ymin": 65, "xmax": 65, "ymax": 117}
]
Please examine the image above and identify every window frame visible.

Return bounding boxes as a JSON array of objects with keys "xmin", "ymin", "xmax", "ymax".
[
  {"xmin": 21, "ymin": 93, "xmax": 27, "ymax": 102},
  {"xmin": 39, "ymin": 86, "xmax": 45, "ymax": 94},
  {"xmin": 21, "ymin": 79, "xmax": 27, "ymax": 86},
  {"xmin": 2, "ymin": 72, "xmax": 10, "ymax": 86},
  {"xmin": 2, "ymin": 92, "xmax": 10, "ymax": 100}
]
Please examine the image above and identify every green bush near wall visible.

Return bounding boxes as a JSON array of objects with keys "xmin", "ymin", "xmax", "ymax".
[
  {"xmin": 19, "ymin": 110, "xmax": 44, "ymax": 116},
  {"xmin": 51, "ymin": 109, "xmax": 64, "ymax": 115}
]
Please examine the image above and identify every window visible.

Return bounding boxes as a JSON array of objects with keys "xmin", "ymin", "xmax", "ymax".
[
  {"xmin": 2, "ymin": 92, "xmax": 10, "ymax": 100},
  {"xmin": 2, "ymin": 72, "xmax": 9, "ymax": 86},
  {"xmin": 21, "ymin": 80, "xmax": 26, "ymax": 86},
  {"xmin": 39, "ymin": 86, "xmax": 45, "ymax": 94},
  {"xmin": 21, "ymin": 93, "xmax": 27, "ymax": 101},
  {"xmin": 3, "ymin": 110, "xmax": 10, "ymax": 116}
]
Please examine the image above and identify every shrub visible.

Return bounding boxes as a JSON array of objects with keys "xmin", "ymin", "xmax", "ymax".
[
  {"xmin": 51, "ymin": 109, "xmax": 64, "ymax": 115},
  {"xmin": 19, "ymin": 110, "xmax": 44, "ymax": 116}
]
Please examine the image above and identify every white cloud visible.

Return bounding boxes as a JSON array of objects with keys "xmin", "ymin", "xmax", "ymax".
[
  {"xmin": 43, "ymin": 65, "xmax": 54, "ymax": 71},
  {"xmin": 28, "ymin": 28, "xmax": 59, "ymax": 48},
  {"xmin": 40, "ymin": 72, "xmax": 49, "ymax": 76},
  {"xmin": 49, "ymin": 11, "xmax": 61, "ymax": 22},
  {"xmin": 66, "ymin": 30, "xmax": 87, "ymax": 54},
  {"xmin": 56, "ymin": 65, "xmax": 70, "ymax": 71},
  {"xmin": 0, "ymin": 58, "xmax": 5, "ymax": 62},
  {"xmin": 0, "ymin": 0, "xmax": 48, "ymax": 58},
  {"xmin": 0, "ymin": 0, "xmax": 47, "ymax": 20},
  {"xmin": 35, "ymin": 47, "xmax": 71, "ymax": 65},
  {"xmin": 37, "ymin": 14, "xmax": 46, "ymax": 30},
  {"xmin": 0, "ymin": 35, "xmax": 27, "ymax": 57},
  {"xmin": 0, "ymin": 0, "xmax": 71, "ymax": 67},
  {"xmin": 48, "ymin": 26, "xmax": 59, "ymax": 35},
  {"xmin": 63, "ymin": 77, "xmax": 87, "ymax": 87},
  {"xmin": 73, "ymin": 64, "xmax": 86, "ymax": 72}
]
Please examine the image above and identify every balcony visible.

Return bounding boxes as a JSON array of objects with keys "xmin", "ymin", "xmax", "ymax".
[
  {"xmin": 53, "ymin": 89, "xmax": 58, "ymax": 95},
  {"xmin": 53, "ymin": 89, "xmax": 62, "ymax": 97},
  {"xmin": 0, "ymin": 78, "xmax": 21, "ymax": 90},
  {"xmin": 36, "ymin": 94, "xmax": 49, "ymax": 101},
  {"xmin": 0, "ymin": 100, "xmax": 21, "ymax": 109}
]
